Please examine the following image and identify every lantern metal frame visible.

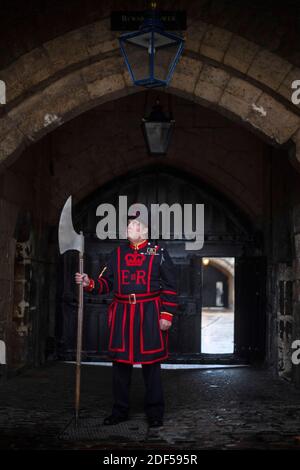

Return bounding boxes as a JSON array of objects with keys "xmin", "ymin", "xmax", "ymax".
[
  {"xmin": 119, "ymin": 9, "xmax": 184, "ymax": 88},
  {"xmin": 141, "ymin": 95, "xmax": 175, "ymax": 156}
]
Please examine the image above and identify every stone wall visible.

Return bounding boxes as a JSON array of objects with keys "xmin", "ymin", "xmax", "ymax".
[
  {"xmin": 267, "ymin": 148, "xmax": 300, "ymax": 384},
  {"xmin": 1, "ymin": 85, "xmax": 300, "ymax": 387},
  {"xmin": 0, "ymin": 90, "xmax": 269, "ymax": 371},
  {"xmin": 0, "ymin": 136, "xmax": 55, "ymax": 371},
  {"xmin": 0, "ymin": 1, "xmax": 300, "ymax": 384},
  {"xmin": 0, "ymin": 199, "xmax": 18, "ymax": 370},
  {"xmin": 1, "ymin": 1, "xmax": 300, "ymax": 169},
  {"xmin": 292, "ymin": 205, "xmax": 300, "ymax": 385}
]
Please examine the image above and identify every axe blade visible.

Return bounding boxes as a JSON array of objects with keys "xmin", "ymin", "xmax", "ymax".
[{"xmin": 58, "ymin": 196, "xmax": 84, "ymax": 255}]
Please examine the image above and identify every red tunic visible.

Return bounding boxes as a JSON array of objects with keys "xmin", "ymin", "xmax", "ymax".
[{"xmin": 84, "ymin": 239, "xmax": 178, "ymax": 364}]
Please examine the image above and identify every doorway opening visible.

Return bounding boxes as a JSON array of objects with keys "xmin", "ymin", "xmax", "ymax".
[{"xmin": 201, "ymin": 257, "xmax": 235, "ymax": 354}]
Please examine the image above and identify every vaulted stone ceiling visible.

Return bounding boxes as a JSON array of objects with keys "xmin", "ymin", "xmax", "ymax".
[{"xmin": 1, "ymin": 0, "xmax": 300, "ymax": 172}]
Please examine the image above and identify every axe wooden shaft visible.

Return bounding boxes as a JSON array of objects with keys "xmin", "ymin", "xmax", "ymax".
[
  {"xmin": 75, "ymin": 252, "xmax": 84, "ymax": 424},
  {"xmin": 58, "ymin": 197, "xmax": 85, "ymax": 424}
]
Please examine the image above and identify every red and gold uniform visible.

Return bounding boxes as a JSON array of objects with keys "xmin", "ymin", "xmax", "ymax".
[{"xmin": 84, "ymin": 239, "xmax": 178, "ymax": 365}]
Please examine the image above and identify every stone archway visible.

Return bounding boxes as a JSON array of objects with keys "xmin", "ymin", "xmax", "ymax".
[
  {"xmin": 1, "ymin": 18, "xmax": 300, "ymax": 170},
  {"xmin": 0, "ymin": 12, "xmax": 300, "ymax": 379}
]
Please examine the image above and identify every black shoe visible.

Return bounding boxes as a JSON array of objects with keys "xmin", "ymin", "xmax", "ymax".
[
  {"xmin": 148, "ymin": 417, "xmax": 164, "ymax": 428},
  {"xmin": 103, "ymin": 414, "xmax": 129, "ymax": 426}
]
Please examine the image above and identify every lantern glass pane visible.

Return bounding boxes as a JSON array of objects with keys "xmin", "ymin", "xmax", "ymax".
[
  {"xmin": 127, "ymin": 31, "xmax": 176, "ymax": 49},
  {"xmin": 144, "ymin": 122, "xmax": 173, "ymax": 154},
  {"xmin": 154, "ymin": 41, "xmax": 179, "ymax": 82},
  {"xmin": 122, "ymin": 39, "xmax": 151, "ymax": 81}
]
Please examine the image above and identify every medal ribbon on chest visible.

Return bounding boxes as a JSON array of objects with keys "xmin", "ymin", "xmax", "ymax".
[{"xmin": 146, "ymin": 246, "xmax": 158, "ymax": 255}]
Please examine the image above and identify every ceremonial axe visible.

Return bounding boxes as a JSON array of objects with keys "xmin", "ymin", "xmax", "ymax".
[{"xmin": 58, "ymin": 196, "xmax": 84, "ymax": 424}]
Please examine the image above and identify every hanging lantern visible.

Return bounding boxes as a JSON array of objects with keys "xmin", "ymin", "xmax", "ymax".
[
  {"xmin": 119, "ymin": 3, "xmax": 184, "ymax": 88},
  {"xmin": 142, "ymin": 96, "xmax": 175, "ymax": 155}
]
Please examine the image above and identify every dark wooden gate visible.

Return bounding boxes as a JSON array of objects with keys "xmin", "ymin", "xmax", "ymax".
[
  {"xmin": 234, "ymin": 256, "xmax": 267, "ymax": 360},
  {"xmin": 56, "ymin": 167, "xmax": 261, "ymax": 361},
  {"xmin": 169, "ymin": 253, "xmax": 202, "ymax": 355}
]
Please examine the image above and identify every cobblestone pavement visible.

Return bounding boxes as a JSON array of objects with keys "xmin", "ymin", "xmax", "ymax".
[{"xmin": 1, "ymin": 362, "xmax": 300, "ymax": 450}]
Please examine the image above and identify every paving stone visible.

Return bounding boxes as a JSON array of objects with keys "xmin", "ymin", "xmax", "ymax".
[{"xmin": 0, "ymin": 363, "xmax": 300, "ymax": 449}]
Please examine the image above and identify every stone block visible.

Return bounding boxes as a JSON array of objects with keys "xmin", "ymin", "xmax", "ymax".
[
  {"xmin": 85, "ymin": 19, "xmax": 119, "ymax": 56},
  {"xmin": 185, "ymin": 21, "xmax": 208, "ymax": 53},
  {"xmin": 0, "ymin": 64, "xmax": 25, "ymax": 103},
  {"xmin": 278, "ymin": 66, "xmax": 300, "ymax": 102},
  {"xmin": 81, "ymin": 56, "xmax": 123, "ymax": 82},
  {"xmin": 246, "ymin": 93, "xmax": 300, "ymax": 144},
  {"xmin": 171, "ymin": 56, "xmax": 203, "ymax": 94},
  {"xmin": 81, "ymin": 57, "xmax": 126, "ymax": 100},
  {"xmin": 220, "ymin": 77, "xmax": 262, "ymax": 119},
  {"xmin": 13, "ymin": 48, "xmax": 53, "ymax": 90},
  {"xmin": 200, "ymin": 25, "xmax": 233, "ymax": 62},
  {"xmin": 247, "ymin": 49, "xmax": 292, "ymax": 91},
  {"xmin": 44, "ymin": 28, "xmax": 89, "ymax": 73},
  {"xmin": 224, "ymin": 35, "xmax": 260, "ymax": 74},
  {"xmin": 8, "ymin": 90, "xmax": 51, "ymax": 141},
  {"xmin": 45, "ymin": 71, "xmax": 90, "ymax": 119},
  {"xmin": 194, "ymin": 64, "xmax": 230, "ymax": 104}
]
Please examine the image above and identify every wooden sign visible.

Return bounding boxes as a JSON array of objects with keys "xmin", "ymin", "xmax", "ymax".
[{"xmin": 111, "ymin": 11, "xmax": 187, "ymax": 31}]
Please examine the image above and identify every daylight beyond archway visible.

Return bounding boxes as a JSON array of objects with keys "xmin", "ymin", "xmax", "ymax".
[{"xmin": 201, "ymin": 257, "xmax": 235, "ymax": 354}]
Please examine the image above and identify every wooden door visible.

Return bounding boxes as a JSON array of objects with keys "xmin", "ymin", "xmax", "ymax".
[{"xmin": 234, "ymin": 256, "xmax": 267, "ymax": 360}]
